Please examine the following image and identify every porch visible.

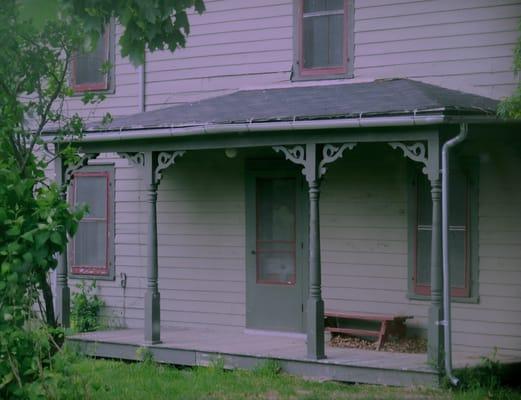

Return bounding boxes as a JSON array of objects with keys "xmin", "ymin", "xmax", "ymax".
[
  {"xmin": 47, "ymin": 80, "xmax": 516, "ymax": 384},
  {"xmin": 68, "ymin": 326, "xmax": 440, "ymax": 387}
]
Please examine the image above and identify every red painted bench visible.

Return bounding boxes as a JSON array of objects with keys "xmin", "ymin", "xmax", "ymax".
[{"xmin": 324, "ymin": 310, "xmax": 413, "ymax": 350}]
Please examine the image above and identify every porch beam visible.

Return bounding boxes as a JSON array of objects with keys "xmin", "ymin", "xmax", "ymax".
[{"xmin": 73, "ymin": 128, "xmax": 438, "ymax": 155}]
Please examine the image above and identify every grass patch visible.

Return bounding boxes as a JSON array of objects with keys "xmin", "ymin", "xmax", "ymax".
[{"xmin": 43, "ymin": 351, "xmax": 521, "ymax": 400}]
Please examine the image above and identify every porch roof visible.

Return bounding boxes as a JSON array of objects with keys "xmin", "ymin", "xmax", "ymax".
[{"xmin": 86, "ymin": 78, "xmax": 498, "ymax": 133}]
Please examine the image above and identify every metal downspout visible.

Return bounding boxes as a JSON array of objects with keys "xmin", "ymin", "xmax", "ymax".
[
  {"xmin": 138, "ymin": 52, "xmax": 146, "ymax": 113},
  {"xmin": 441, "ymin": 123, "xmax": 468, "ymax": 386}
]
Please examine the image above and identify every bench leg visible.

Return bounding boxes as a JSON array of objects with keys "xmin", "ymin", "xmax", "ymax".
[{"xmin": 376, "ymin": 321, "xmax": 388, "ymax": 351}]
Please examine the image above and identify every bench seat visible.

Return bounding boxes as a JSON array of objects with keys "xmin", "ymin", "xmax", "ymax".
[{"xmin": 325, "ymin": 310, "xmax": 413, "ymax": 350}]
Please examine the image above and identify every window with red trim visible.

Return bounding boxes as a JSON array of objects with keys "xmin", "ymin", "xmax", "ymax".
[
  {"xmin": 70, "ymin": 166, "xmax": 114, "ymax": 279},
  {"xmin": 295, "ymin": 0, "xmax": 351, "ymax": 79},
  {"xmin": 71, "ymin": 27, "xmax": 111, "ymax": 93},
  {"xmin": 413, "ymin": 165, "xmax": 471, "ymax": 298}
]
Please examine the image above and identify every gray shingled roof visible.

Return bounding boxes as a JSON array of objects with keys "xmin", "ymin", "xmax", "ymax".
[{"xmin": 89, "ymin": 79, "xmax": 498, "ymax": 132}]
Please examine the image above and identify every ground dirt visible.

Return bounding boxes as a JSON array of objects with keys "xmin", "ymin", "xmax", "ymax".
[{"xmin": 330, "ymin": 334, "xmax": 428, "ymax": 353}]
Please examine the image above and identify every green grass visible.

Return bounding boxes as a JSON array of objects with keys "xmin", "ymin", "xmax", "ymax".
[{"xmin": 43, "ymin": 353, "xmax": 521, "ymax": 400}]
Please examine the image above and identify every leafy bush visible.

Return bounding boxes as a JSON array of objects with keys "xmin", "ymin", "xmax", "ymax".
[{"xmin": 71, "ymin": 281, "xmax": 105, "ymax": 332}]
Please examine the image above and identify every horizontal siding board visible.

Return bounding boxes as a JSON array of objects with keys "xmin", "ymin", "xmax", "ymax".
[
  {"xmin": 355, "ymin": 4, "xmax": 521, "ymax": 32},
  {"xmin": 355, "ymin": 17, "xmax": 520, "ymax": 44},
  {"xmin": 146, "ymin": 50, "xmax": 291, "ymax": 74},
  {"xmin": 356, "ymin": 31, "xmax": 519, "ymax": 56},
  {"xmin": 144, "ymin": 61, "xmax": 290, "ymax": 83},
  {"xmin": 356, "ymin": 44, "xmax": 515, "ymax": 68},
  {"xmin": 355, "ymin": 0, "xmax": 521, "ymax": 20}
]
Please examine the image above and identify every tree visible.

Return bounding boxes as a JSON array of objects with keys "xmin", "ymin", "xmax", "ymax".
[
  {"xmin": 498, "ymin": 20, "xmax": 521, "ymax": 119},
  {"xmin": 0, "ymin": 1, "xmax": 204, "ymax": 396},
  {"xmin": 21, "ymin": 0, "xmax": 205, "ymax": 65}
]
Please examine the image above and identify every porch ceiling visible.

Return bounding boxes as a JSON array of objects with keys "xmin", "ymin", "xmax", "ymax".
[{"xmin": 85, "ymin": 78, "xmax": 498, "ymax": 133}]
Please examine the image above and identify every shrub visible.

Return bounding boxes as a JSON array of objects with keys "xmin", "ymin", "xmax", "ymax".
[{"xmin": 71, "ymin": 281, "xmax": 105, "ymax": 332}]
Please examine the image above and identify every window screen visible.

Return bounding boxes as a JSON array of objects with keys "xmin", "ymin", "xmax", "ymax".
[
  {"xmin": 72, "ymin": 28, "xmax": 110, "ymax": 92},
  {"xmin": 71, "ymin": 169, "xmax": 113, "ymax": 277},
  {"xmin": 300, "ymin": 0, "xmax": 346, "ymax": 75},
  {"xmin": 256, "ymin": 178, "xmax": 297, "ymax": 284},
  {"xmin": 414, "ymin": 167, "xmax": 469, "ymax": 297}
]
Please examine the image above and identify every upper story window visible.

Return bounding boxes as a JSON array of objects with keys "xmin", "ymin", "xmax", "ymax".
[
  {"xmin": 71, "ymin": 25, "xmax": 113, "ymax": 93},
  {"xmin": 294, "ymin": 0, "xmax": 352, "ymax": 80}
]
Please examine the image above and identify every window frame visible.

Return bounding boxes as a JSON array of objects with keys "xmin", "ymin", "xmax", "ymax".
[
  {"xmin": 69, "ymin": 164, "xmax": 115, "ymax": 281},
  {"xmin": 70, "ymin": 22, "xmax": 115, "ymax": 94},
  {"xmin": 293, "ymin": 0, "xmax": 354, "ymax": 81},
  {"xmin": 406, "ymin": 160, "xmax": 479, "ymax": 303}
]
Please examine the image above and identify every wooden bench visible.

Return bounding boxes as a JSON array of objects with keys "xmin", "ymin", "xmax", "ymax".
[{"xmin": 324, "ymin": 310, "xmax": 413, "ymax": 350}]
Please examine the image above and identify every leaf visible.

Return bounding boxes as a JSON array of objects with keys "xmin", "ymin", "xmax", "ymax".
[
  {"xmin": 21, "ymin": 231, "xmax": 34, "ymax": 242},
  {"xmin": 18, "ymin": 0, "xmax": 60, "ymax": 28},
  {"xmin": 0, "ymin": 372, "xmax": 14, "ymax": 389},
  {"xmin": 6, "ymin": 225, "xmax": 21, "ymax": 237},
  {"xmin": 50, "ymin": 232, "xmax": 63, "ymax": 245},
  {"xmin": 35, "ymin": 231, "xmax": 50, "ymax": 248}
]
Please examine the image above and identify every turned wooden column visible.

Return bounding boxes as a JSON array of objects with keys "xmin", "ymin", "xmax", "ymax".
[
  {"xmin": 307, "ymin": 174, "xmax": 325, "ymax": 360},
  {"xmin": 55, "ymin": 155, "xmax": 70, "ymax": 327},
  {"xmin": 144, "ymin": 151, "xmax": 161, "ymax": 344},
  {"xmin": 428, "ymin": 176, "xmax": 443, "ymax": 368}
]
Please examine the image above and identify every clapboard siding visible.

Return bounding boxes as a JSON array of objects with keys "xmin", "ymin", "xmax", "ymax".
[
  {"xmin": 68, "ymin": 153, "xmax": 147, "ymax": 329},
  {"xmin": 320, "ymin": 145, "xmax": 427, "ymax": 330},
  {"xmin": 319, "ymin": 142, "xmax": 521, "ymax": 358},
  {"xmin": 448, "ymin": 147, "xmax": 521, "ymax": 356},
  {"xmin": 157, "ymin": 152, "xmax": 246, "ymax": 328},
  {"xmin": 355, "ymin": 0, "xmax": 521, "ymax": 99},
  {"xmin": 61, "ymin": 0, "xmax": 521, "ymax": 117}
]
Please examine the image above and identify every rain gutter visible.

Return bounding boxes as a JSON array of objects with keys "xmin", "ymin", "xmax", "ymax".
[{"xmin": 44, "ymin": 114, "xmax": 454, "ymax": 144}]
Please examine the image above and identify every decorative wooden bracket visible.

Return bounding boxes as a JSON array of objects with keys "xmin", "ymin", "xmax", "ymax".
[
  {"xmin": 318, "ymin": 143, "xmax": 357, "ymax": 179},
  {"xmin": 274, "ymin": 143, "xmax": 357, "ymax": 183},
  {"xmin": 155, "ymin": 151, "xmax": 186, "ymax": 183},
  {"xmin": 388, "ymin": 142, "xmax": 429, "ymax": 176},
  {"xmin": 118, "ymin": 152, "xmax": 145, "ymax": 167},
  {"xmin": 64, "ymin": 153, "xmax": 99, "ymax": 185}
]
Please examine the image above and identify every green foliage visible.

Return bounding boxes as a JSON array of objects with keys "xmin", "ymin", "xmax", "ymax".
[
  {"xmin": 452, "ymin": 353, "xmax": 504, "ymax": 392},
  {"xmin": 71, "ymin": 281, "xmax": 105, "ymax": 332},
  {"xmin": 253, "ymin": 359, "xmax": 282, "ymax": 378},
  {"xmin": 136, "ymin": 347, "xmax": 155, "ymax": 364},
  {"xmin": 18, "ymin": 0, "xmax": 206, "ymax": 65},
  {"xmin": 498, "ymin": 19, "xmax": 521, "ymax": 119}
]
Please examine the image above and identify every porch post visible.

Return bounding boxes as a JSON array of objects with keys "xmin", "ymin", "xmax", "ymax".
[
  {"xmin": 274, "ymin": 143, "xmax": 356, "ymax": 360},
  {"xmin": 388, "ymin": 137, "xmax": 443, "ymax": 369},
  {"xmin": 55, "ymin": 155, "xmax": 70, "ymax": 327},
  {"xmin": 306, "ymin": 143, "xmax": 325, "ymax": 360},
  {"xmin": 144, "ymin": 151, "xmax": 161, "ymax": 344},
  {"xmin": 428, "ymin": 175, "xmax": 444, "ymax": 368}
]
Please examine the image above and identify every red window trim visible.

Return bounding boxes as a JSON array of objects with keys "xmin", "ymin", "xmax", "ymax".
[
  {"xmin": 71, "ymin": 28, "xmax": 110, "ymax": 93},
  {"xmin": 413, "ymin": 175, "xmax": 470, "ymax": 298},
  {"xmin": 298, "ymin": 0, "xmax": 348, "ymax": 77},
  {"xmin": 70, "ymin": 171, "xmax": 111, "ymax": 276},
  {"xmin": 255, "ymin": 178, "xmax": 297, "ymax": 286}
]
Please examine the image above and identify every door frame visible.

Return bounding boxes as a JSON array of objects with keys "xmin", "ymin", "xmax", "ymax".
[{"xmin": 245, "ymin": 159, "xmax": 309, "ymax": 333}]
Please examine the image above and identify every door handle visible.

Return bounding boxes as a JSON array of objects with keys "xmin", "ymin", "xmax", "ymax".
[{"xmin": 251, "ymin": 250, "xmax": 256, "ymax": 255}]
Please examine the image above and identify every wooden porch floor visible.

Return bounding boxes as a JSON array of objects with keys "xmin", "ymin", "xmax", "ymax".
[{"xmin": 68, "ymin": 326, "xmax": 441, "ymax": 386}]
